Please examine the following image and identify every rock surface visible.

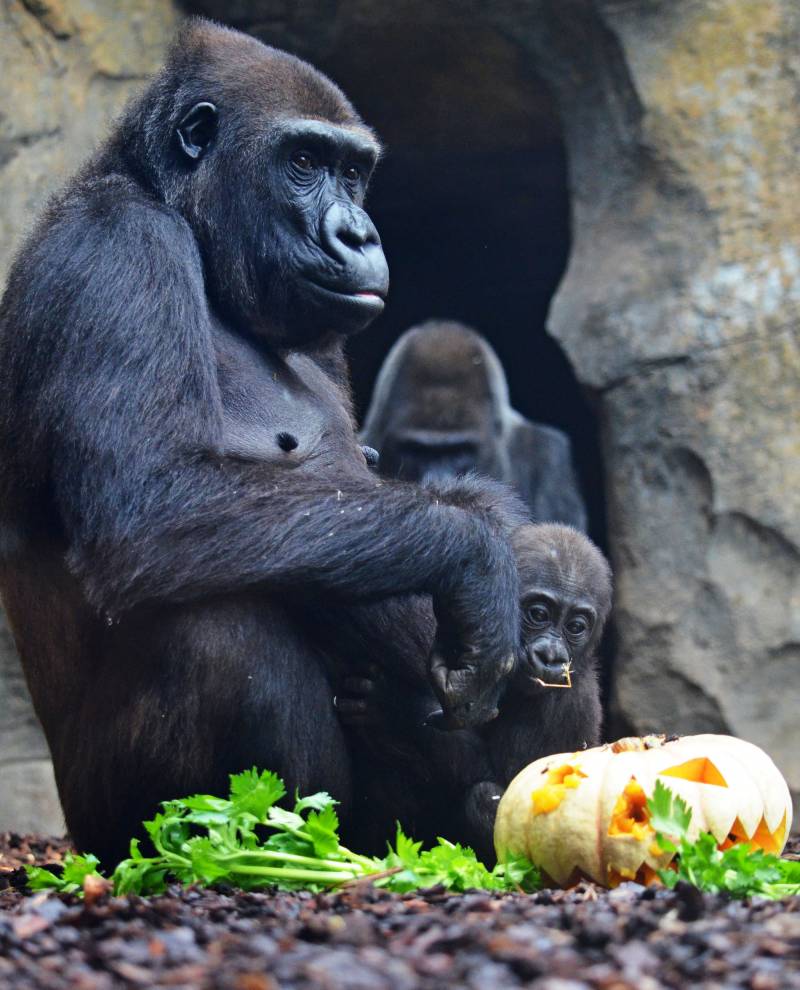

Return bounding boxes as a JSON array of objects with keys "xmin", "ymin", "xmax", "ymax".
[
  {"xmin": 515, "ymin": 0, "xmax": 800, "ymax": 816},
  {"xmin": 0, "ymin": 0, "xmax": 177, "ymax": 832}
]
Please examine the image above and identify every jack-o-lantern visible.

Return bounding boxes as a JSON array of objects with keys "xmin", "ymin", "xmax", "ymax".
[{"xmin": 494, "ymin": 734, "xmax": 792, "ymax": 888}]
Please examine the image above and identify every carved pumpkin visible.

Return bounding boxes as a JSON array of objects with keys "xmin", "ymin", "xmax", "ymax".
[{"xmin": 494, "ymin": 734, "xmax": 792, "ymax": 888}]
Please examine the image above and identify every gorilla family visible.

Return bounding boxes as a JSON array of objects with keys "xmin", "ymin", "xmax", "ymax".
[
  {"xmin": 361, "ymin": 320, "xmax": 588, "ymax": 530},
  {"xmin": 336, "ymin": 523, "xmax": 611, "ymax": 862},
  {"xmin": 0, "ymin": 21, "xmax": 529, "ymax": 865}
]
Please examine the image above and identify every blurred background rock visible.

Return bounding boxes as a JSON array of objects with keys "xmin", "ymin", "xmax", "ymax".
[{"xmin": 1, "ymin": 0, "xmax": 798, "ymax": 834}]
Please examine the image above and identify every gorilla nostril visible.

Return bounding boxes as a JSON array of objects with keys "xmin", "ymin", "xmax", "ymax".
[
  {"xmin": 338, "ymin": 225, "xmax": 367, "ymax": 250},
  {"xmin": 276, "ymin": 432, "xmax": 298, "ymax": 452},
  {"xmin": 321, "ymin": 202, "xmax": 380, "ymax": 261}
]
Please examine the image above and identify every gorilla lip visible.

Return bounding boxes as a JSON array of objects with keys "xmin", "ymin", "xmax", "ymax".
[{"xmin": 302, "ymin": 278, "xmax": 386, "ymax": 308}]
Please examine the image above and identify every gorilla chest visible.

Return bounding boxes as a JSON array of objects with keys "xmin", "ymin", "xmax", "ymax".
[{"xmin": 213, "ymin": 330, "xmax": 357, "ymax": 471}]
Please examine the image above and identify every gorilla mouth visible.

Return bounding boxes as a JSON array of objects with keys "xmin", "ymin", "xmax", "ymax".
[
  {"xmin": 303, "ymin": 278, "xmax": 386, "ymax": 309},
  {"xmin": 532, "ymin": 661, "xmax": 573, "ymax": 690}
]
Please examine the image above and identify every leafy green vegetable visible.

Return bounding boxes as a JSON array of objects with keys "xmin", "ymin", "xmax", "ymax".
[
  {"xmin": 646, "ymin": 779, "xmax": 800, "ymax": 899},
  {"xmin": 383, "ymin": 826, "xmax": 540, "ymax": 893},
  {"xmin": 26, "ymin": 768, "xmax": 540, "ymax": 898},
  {"xmin": 27, "ymin": 852, "xmax": 102, "ymax": 895}
]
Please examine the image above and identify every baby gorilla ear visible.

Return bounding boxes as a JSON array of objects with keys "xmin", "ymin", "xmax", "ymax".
[{"xmin": 177, "ymin": 102, "xmax": 218, "ymax": 161}]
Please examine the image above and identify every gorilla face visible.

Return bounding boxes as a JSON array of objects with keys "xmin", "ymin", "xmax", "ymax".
[
  {"xmin": 168, "ymin": 84, "xmax": 388, "ymax": 347},
  {"xmin": 383, "ymin": 431, "xmax": 485, "ymax": 484},
  {"xmin": 518, "ymin": 585, "xmax": 598, "ymax": 694},
  {"xmin": 511, "ymin": 524, "xmax": 612, "ymax": 697},
  {"xmin": 263, "ymin": 118, "xmax": 389, "ymax": 343}
]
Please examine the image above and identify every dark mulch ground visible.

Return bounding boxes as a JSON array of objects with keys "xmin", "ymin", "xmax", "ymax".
[{"xmin": 2, "ymin": 834, "xmax": 799, "ymax": 989}]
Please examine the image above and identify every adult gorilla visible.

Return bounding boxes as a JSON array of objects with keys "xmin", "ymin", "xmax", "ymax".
[
  {"xmin": 0, "ymin": 21, "xmax": 522, "ymax": 864},
  {"xmin": 361, "ymin": 321, "xmax": 587, "ymax": 530}
]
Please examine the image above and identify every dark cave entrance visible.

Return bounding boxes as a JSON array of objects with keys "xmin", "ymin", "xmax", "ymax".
[
  {"xmin": 318, "ymin": 26, "xmax": 607, "ymax": 549},
  {"xmin": 312, "ymin": 22, "xmax": 614, "ymax": 702}
]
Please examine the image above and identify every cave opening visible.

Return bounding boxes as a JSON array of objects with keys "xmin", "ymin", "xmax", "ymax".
[
  {"xmin": 314, "ymin": 25, "xmax": 607, "ymax": 550},
  {"xmin": 305, "ymin": 21, "xmax": 614, "ymax": 702}
]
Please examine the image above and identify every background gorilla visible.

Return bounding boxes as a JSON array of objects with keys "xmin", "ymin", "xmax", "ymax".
[
  {"xmin": 361, "ymin": 320, "xmax": 588, "ymax": 530},
  {"xmin": 337, "ymin": 523, "xmax": 610, "ymax": 861},
  {"xmin": 0, "ymin": 21, "xmax": 524, "ymax": 865}
]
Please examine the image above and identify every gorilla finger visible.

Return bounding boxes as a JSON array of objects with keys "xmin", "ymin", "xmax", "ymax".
[
  {"xmin": 335, "ymin": 698, "xmax": 368, "ymax": 714},
  {"xmin": 341, "ymin": 677, "xmax": 375, "ymax": 696},
  {"xmin": 423, "ymin": 707, "xmax": 445, "ymax": 728}
]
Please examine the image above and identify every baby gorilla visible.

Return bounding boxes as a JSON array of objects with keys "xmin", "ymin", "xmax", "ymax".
[{"xmin": 337, "ymin": 524, "xmax": 612, "ymax": 862}]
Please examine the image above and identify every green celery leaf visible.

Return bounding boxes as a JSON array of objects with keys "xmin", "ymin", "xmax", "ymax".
[
  {"xmin": 267, "ymin": 806, "xmax": 307, "ymax": 832},
  {"xmin": 60, "ymin": 853, "xmax": 103, "ymax": 888},
  {"xmin": 26, "ymin": 867, "xmax": 68, "ymax": 892},
  {"xmin": 112, "ymin": 857, "xmax": 170, "ymax": 896},
  {"xmin": 294, "ymin": 790, "xmax": 337, "ymax": 814},
  {"xmin": 775, "ymin": 858, "xmax": 800, "ymax": 884},
  {"xmin": 392, "ymin": 825, "xmax": 423, "ymax": 867},
  {"xmin": 230, "ymin": 768, "xmax": 286, "ymax": 821},
  {"xmin": 647, "ymin": 779, "xmax": 692, "ymax": 840},
  {"xmin": 305, "ymin": 803, "xmax": 340, "ymax": 859},
  {"xmin": 186, "ymin": 837, "xmax": 233, "ymax": 884},
  {"xmin": 499, "ymin": 853, "xmax": 542, "ymax": 892}
]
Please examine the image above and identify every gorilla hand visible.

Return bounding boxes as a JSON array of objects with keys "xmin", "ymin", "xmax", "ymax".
[{"xmin": 427, "ymin": 523, "xmax": 520, "ymax": 729}]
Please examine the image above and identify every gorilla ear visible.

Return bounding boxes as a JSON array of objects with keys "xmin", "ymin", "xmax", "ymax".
[{"xmin": 177, "ymin": 102, "xmax": 218, "ymax": 161}]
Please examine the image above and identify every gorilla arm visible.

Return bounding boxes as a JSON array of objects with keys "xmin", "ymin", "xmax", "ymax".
[
  {"xmin": 508, "ymin": 422, "xmax": 587, "ymax": 531},
  {"xmin": 3, "ymin": 192, "xmax": 519, "ymax": 726}
]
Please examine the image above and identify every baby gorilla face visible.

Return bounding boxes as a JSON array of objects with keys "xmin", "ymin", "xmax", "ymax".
[
  {"xmin": 519, "ymin": 588, "xmax": 597, "ymax": 692},
  {"xmin": 511, "ymin": 524, "xmax": 612, "ymax": 697}
]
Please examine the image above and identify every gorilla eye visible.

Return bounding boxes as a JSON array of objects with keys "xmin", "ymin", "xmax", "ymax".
[
  {"xmin": 291, "ymin": 151, "xmax": 316, "ymax": 172},
  {"xmin": 566, "ymin": 616, "xmax": 591, "ymax": 637},
  {"xmin": 527, "ymin": 604, "xmax": 550, "ymax": 625},
  {"xmin": 343, "ymin": 164, "xmax": 360, "ymax": 183}
]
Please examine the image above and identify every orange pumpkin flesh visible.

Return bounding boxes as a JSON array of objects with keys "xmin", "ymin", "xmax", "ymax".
[{"xmin": 531, "ymin": 765, "xmax": 587, "ymax": 814}]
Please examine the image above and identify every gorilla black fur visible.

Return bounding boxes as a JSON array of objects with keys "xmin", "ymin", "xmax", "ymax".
[
  {"xmin": 0, "ymin": 21, "xmax": 525, "ymax": 864},
  {"xmin": 337, "ymin": 524, "xmax": 610, "ymax": 862},
  {"xmin": 361, "ymin": 320, "xmax": 588, "ymax": 530}
]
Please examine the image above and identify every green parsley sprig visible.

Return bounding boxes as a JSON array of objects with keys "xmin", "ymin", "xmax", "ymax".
[{"xmin": 646, "ymin": 779, "xmax": 800, "ymax": 899}]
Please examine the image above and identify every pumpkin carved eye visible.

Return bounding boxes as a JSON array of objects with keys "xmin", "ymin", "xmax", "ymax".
[{"xmin": 661, "ymin": 757, "xmax": 727, "ymax": 787}]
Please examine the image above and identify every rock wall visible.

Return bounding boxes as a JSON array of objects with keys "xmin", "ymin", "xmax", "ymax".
[
  {"xmin": 0, "ymin": 0, "xmax": 178, "ymax": 833},
  {"xmin": 515, "ymin": 0, "xmax": 800, "ymax": 818}
]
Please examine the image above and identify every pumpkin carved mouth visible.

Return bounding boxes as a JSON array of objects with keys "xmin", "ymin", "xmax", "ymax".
[{"xmin": 607, "ymin": 778, "xmax": 654, "ymax": 842}]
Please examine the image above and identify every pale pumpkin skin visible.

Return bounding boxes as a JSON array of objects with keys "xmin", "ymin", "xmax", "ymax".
[{"xmin": 494, "ymin": 734, "xmax": 793, "ymax": 888}]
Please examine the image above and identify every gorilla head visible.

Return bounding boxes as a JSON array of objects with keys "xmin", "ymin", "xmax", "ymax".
[
  {"xmin": 122, "ymin": 20, "xmax": 389, "ymax": 346},
  {"xmin": 512, "ymin": 523, "xmax": 611, "ymax": 695},
  {"xmin": 361, "ymin": 320, "xmax": 511, "ymax": 482}
]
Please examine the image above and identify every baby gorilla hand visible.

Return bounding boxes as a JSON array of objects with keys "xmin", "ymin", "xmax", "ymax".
[{"xmin": 333, "ymin": 667, "xmax": 382, "ymax": 728}]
